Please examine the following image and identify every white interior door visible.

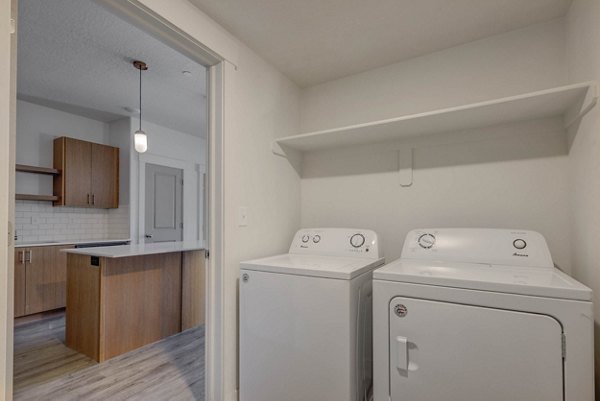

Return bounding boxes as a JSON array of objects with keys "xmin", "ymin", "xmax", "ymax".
[
  {"xmin": 144, "ymin": 163, "xmax": 183, "ymax": 243},
  {"xmin": 389, "ymin": 297, "xmax": 563, "ymax": 401}
]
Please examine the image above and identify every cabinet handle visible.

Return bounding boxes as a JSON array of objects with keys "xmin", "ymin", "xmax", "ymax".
[
  {"xmin": 24, "ymin": 250, "xmax": 32, "ymax": 263},
  {"xmin": 87, "ymin": 193, "xmax": 90, "ymax": 204},
  {"xmin": 18, "ymin": 250, "xmax": 24, "ymax": 264},
  {"xmin": 28, "ymin": 250, "xmax": 32, "ymax": 263},
  {"xmin": 92, "ymin": 194, "xmax": 95, "ymax": 205}
]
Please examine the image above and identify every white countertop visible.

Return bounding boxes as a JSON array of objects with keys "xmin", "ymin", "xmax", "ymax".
[
  {"xmin": 63, "ymin": 241, "xmax": 205, "ymax": 258},
  {"xmin": 15, "ymin": 238, "xmax": 131, "ymax": 248}
]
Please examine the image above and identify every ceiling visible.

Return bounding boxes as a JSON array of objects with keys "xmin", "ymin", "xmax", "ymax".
[
  {"xmin": 18, "ymin": 0, "xmax": 207, "ymax": 137},
  {"xmin": 190, "ymin": 0, "xmax": 572, "ymax": 87}
]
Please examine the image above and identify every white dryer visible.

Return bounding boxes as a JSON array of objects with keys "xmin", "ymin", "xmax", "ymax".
[
  {"xmin": 240, "ymin": 228, "xmax": 384, "ymax": 401},
  {"xmin": 373, "ymin": 228, "xmax": 593, "ymax": 401}
]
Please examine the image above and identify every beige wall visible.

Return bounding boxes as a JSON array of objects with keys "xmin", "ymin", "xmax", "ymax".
[
  {"xmin": 565, "ymin": 0, "xmax": 600, "ymax": 393},
  {"xmin": 299, "ymin": 20, "xmax": 571, "ymax": 266}
]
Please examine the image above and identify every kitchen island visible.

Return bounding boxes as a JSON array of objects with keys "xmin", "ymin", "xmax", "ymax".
[{"xmin": 64, "ymin": 241, "xmax": 206, "ymax": 362}]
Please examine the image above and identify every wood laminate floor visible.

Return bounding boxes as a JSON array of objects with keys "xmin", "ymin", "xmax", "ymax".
[{"xmin": 14, "ymin": 315, "xmax": 205, "ymax": 401}]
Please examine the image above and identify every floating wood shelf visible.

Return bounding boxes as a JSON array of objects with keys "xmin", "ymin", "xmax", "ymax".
[
  {"xmin": 273, "ymin": 81, "xmax": 598, "ymax": 156},
  {"xmin": 15, "ymin": 194, "xmax": 59, "ymax": 202},
  {"xmin": 16, "ymin": 164, "xmax": 60, "ymax": 175}
]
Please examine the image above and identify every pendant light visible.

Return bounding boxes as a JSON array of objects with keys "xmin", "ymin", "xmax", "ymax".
[{"xmin": 133, "ymin": 60, "xmax": 148, "ymax": 153}]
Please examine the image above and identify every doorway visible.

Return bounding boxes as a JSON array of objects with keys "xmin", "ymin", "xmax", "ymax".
[
  {"xmin": 0, "ymin": 0, "xmax": 225, "ymax": 399},
  {"xmin": 144, "ymin": 163, "xmax": 184, "ymax": 243}
]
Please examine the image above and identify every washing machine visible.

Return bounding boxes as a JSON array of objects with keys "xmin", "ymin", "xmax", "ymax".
[
  {"xmin": 373, "ymin": 228, "xmax": 593, "ymax": 401},
  {"xmin": 239, "ymin": 228, "xmax": 384, "ymax": 401}
]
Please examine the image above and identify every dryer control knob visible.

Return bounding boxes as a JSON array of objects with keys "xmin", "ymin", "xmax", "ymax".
[
  {"xmin": 513, "ymin": 239, "xmax": 527, "ymax": 250},
  {"xmin": 301, "ymin": 235, "xmax": 310, "ymax": 243},
  {"xmin": 313, "ymin": 235, "xmax": 321, "ymax": 243},
  {"xmin": 350, "ymin": 233, "xmax": 365, "ymax": 248},
  {"xmin": 418, "ymin": 233, "xmax": 436, "ymax": 249}
]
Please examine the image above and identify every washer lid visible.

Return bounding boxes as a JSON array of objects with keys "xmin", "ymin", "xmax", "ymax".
[
  {"xmin": 373, "ymin": 260, "xmax": 592, "ymax": 301},
  {"xmin": 241, "ymin": 253, "xmax": 385, "ymax": 280}
]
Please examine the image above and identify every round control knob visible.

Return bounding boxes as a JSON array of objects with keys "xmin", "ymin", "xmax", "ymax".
[
  {"xmin": 513, "ymin": 239, "xmax": 527, "ymax": 250},
  {"xmin": 313, "ymin": 235, "xmax": 321, "ymax": 243},
  {"xmin": 418, "ymin": 233, "xmax": 436, "ymax": 249},
  {"xmin": 350, "ymin": 233, "xmax": 366, "ymax": 248},
  {"xmin": 301, "ymin": 235, "xmax": 310, "ymax": 243}
]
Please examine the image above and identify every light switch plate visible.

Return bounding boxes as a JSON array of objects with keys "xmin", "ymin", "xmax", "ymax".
[{"xmin": 238, "ymin": 207, "xmax": 248, "ymax": 227}]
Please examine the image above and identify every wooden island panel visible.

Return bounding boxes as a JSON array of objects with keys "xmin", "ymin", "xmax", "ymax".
[
  {"xmin": 66, "ymin": 254, "xmax": 101, "ymax": 361},
  {"xmin": 66, "ymin": 251, "xmax": 188, "ymax": 362},
  {"xmin": 182, "ymin": 250, "xmax": 206, "ymax": 330},
  {"xmin": 99, "ymin": 253, "xmax": 182, "ymax": 361}
]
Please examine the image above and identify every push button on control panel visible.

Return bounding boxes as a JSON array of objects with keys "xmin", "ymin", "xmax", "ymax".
[
  {"xmin": 301, "ymin": 235, "xmax": 310, "ymax": 243},
  {"xmin": 313, "ymin": 235, "xmax": 321, "ymax": 243},
  {"xmin": 513, "ymin": 239, "xmax": 527, "ymax": 250}
]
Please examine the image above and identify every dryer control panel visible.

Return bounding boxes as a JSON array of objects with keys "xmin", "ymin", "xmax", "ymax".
[
  {"xmin": 401, "ymin": 228, "xmax": 553, "ymax": 268},
  {"xmin": 290, "ymin": 228, "xmax": 382, "ymax": 259}
]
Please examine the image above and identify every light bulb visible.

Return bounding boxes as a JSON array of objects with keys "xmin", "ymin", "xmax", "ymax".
[{"xmin": 134, "ymin": 130, "xmax": 148, "ymax": 153}]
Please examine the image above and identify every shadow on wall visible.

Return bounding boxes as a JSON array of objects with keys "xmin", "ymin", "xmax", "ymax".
[{"xmin": 301, "ymin": 117, "xmax": 568, "ymax": 178}]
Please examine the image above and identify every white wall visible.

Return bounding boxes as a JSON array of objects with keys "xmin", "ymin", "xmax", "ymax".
[
  {"xmin": 299, "ymin": 19, "xmax": 572, "ymax": 268},
  {"xmin": 301, "ymin": 19, "xmax": 567, "ymax": 132},
  {"xmin": 15, "ymin": 100, "xmax": 108, "ymax": 195},
  {"xmin": 130, "ymin": 2, "xmax": 302, "ymax": 399},
  {"xmin": 565, "ymin": 0, "xmax": 600, "ymax": 392}
]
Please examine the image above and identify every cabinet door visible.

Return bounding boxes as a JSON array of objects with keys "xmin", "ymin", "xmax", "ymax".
[
  {"xmin": 14, "ymin": 250, "xmax": 26, "ymax": 318},
  {"xmin": 64, "ymin": 138, "xmax": 92, "ymax": 207},
  {"xmin": 91, "ymin": 143, "xmax": 119, "ymax": 208},
  {"xmin": 25, "ymin": 246, "xmax": 69, "ymax": 314},
  {"xmin": 53, "ymin": 245, "xmax": 73, "ymax": 309}
]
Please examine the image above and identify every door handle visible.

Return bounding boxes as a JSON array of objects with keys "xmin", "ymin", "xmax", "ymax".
[
  {"xmin": 395, "ymin": 336, "xmax": 408, "ymax": 371},
  {"xmin": 25, "ymin": 250, "xmax": 32, "ymax": 264}
]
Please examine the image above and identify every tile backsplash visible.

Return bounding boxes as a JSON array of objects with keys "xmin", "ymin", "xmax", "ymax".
[{"xmin": 15, "ymin": 201, "xmax": 130, "ymax": 243}]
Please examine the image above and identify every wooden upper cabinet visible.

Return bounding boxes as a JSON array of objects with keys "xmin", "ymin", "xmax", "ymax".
[
  {"xmin": 54, "ymin": 137, "xmax": 119, "ymax": 208},
  {"xmin": 91, "ymin": 143, "xmax": 119, "ymax": 208}
]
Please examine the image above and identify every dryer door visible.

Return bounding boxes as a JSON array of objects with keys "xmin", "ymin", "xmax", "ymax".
[{"xmin": 389, "ymin": 297, "xmax": 563, "ymax": 401}]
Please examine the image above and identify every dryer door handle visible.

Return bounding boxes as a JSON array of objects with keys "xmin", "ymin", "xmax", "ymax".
[{"xmin": 395, "ymin": 336, "xmax": 408, "ymax": 371}]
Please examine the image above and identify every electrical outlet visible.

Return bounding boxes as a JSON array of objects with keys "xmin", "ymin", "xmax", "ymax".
[{"xmin": 238, "ymin": 207, "xmax": 248, "ymax": 227}]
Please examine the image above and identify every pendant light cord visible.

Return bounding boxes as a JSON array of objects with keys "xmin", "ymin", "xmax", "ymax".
[{"xmin": 139, "ymin": 66, "xmax": 142, "ymax": 131}]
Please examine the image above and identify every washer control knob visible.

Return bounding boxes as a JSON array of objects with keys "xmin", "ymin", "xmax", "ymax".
[
  {"xmin": 350, "ymin": 233, "xmax": 366, "ymax": 248},
  {"xmin": 513, "ymin": 239, "xmax": 527, "ymax": 250},
  {"xmin": 301, "ymin": 235, "xmax": 310, "ymax": 243},
  {"xmin": 418, "ymin": 233, "xmax": 436, "ymax": 249},
  {"xmin": 313, "ymin": 235, "xmax": 321, "ymax": 243}
]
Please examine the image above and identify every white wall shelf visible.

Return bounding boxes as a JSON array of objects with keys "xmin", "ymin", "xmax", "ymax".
[{"xmin": 273, "ymin": 82, "xmax": 597, "ymax": 158}]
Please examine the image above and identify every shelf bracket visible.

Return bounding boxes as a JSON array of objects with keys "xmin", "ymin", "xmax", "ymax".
[
  {"xmin": 398, "ymin": 148, "xmax": 413, "ymax": 187},
  {"xmin": 565, "ymin": 83, "xmax": 598, "ymax": 129},
  {"xmin": 271, "ymin": 141, "xmax": 287, "ymax": 158}
]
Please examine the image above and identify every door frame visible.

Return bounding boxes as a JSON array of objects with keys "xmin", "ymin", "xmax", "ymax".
[
  {"xmin": 0, "ymin": 0, "xmax": 17, "ymax": 399},
  {"xmin": 0, "ymin": 1, "xmax": 227, "ymax": 400}
]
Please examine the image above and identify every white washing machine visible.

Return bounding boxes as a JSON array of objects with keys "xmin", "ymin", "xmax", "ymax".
[
  {"xmin": 373, "ymin": 228, "xmax": 593, "ymax": 401},
  {"xmin": 239, "ymin": 228, "xmax": 384, "ymax": 401}
]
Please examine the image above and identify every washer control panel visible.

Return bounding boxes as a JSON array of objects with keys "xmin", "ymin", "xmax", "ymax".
[
  {"xmin": 402, "ymin": 228, "xmax": 553, "ymax": 268},
  {"xmin": 290, "ymin": 228, "xmax": 382, "ymax": 259}
]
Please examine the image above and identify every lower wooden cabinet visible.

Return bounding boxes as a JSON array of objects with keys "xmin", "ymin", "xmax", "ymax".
[
  {"xmin": 14, "ymin": 250, "xmax": 26, "ymax": 318},
  {"xmin": 14, "ymin": 245, "xmax": 73, "ymax": 317}
]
